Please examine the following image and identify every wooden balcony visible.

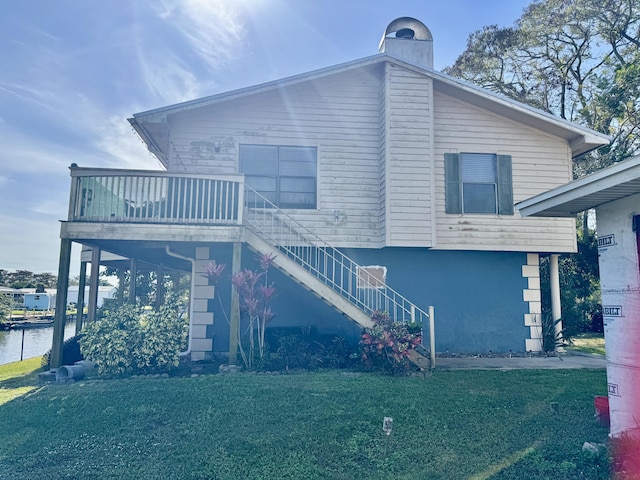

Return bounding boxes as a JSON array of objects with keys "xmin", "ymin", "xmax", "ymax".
[{"xmin": 61, "ymin": 166, "xmax": 246, "ymax": 245}]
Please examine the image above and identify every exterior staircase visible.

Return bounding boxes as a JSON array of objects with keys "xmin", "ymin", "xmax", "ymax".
[{"xmin": 242, "ymin": 186, "xmax": 434, "ymax": 370}]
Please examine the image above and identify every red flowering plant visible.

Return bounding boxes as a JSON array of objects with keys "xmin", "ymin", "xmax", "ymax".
[
  {"xmin": 202, "ymin": 260, "xmax": 229, "ymax": 324},
  {"xmin": 203, "ymin": 261, "xmax": 226, "ymax": 286},
  {"xmin": 360, "ymin": 310, "xmax": 422, "ymax": 374},
  {"xmin": 231, "ymin": 253, "xmax": 277, "ymax": 368}
]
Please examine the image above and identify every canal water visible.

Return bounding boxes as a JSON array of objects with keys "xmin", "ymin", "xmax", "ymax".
[{"xmin": 0, "ymin": 323, "xmax": 77, "ymax": 365}]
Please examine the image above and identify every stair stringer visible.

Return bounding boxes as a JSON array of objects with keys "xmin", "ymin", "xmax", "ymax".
[{"xmin": 244, "ymin": 229, "xmax": 374, "ymax": 330}]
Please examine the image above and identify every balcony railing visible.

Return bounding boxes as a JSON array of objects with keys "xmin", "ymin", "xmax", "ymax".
[
  {"xmin": 244, "ymin": 186, "xmax": 431, "ymax": 327},
  {"xmin": 68, "ymin": 167, "xmax": 243, "ymax": 225},
  {"xmin": 66, "ymin": 166, "xmax": 431, "ymax": 333}
]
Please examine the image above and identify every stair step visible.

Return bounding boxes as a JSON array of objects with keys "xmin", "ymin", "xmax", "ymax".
[{"xmin": 407, "ymin": 349, "xmax": 431, "ymax": 371}]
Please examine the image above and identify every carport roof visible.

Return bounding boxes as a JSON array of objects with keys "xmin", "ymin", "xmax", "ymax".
[{"xmin": 516, "ymin": 155, "xmax": 640, "ymax": 218}]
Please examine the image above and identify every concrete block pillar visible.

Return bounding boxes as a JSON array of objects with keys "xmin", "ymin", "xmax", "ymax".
[
  {"xmin": 523, "ymin": 253, "xmax": 543, "ymax": 352},
  {"xmin": 191, "ymin": 247, "xmax": 214, "ymax": 361}
]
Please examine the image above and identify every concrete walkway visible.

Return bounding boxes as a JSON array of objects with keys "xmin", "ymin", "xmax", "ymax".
[{"xmin": 434, "ymin": 352, "xmax": 606, "ymax": 370}]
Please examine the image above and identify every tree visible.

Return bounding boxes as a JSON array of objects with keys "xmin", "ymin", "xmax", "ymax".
[
  {"xmin": 446, "ymin": 0, "xmax": 640, "ymax": 175},
  {"xmin": 0, "ymin": 294, "xmax": 12, "ymax": 323},
  {"xmin": 446, "ymin": 0, "xmax": 625, "ymax": 335},
  {"xmin": 33, "ymin": 273, "xmax": 56, "ymax": 289},
  {"xmin": 101, "ymin": 266, "xmax": 189, "ymax": 306},
  {"xmin": 540, "ymin": 226, "xmax": 602, "ymax": 338},
  {"xmin": 0, "ymin": 270, "xmax": 57, "ymax": 289}
]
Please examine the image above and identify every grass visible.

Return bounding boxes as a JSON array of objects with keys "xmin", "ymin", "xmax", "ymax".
[
  {"xmin": 0, "ymin": 363, "xmax": 611, "ymax": 480},
  {"xmin": 568, "ymin": 333, "xmax": 606, "ymax": 356},
  {"xmin": 0, "ymin": 356, "xmax": 43, "ymax": 407}
]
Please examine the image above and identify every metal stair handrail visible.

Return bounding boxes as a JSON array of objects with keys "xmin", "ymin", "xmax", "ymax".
[{"xmin": 242, "ymin": 185, "xmax": 431, "ymax": 327}]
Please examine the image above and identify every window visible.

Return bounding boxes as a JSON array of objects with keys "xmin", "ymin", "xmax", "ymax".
[
  {"xmin": 239, "ymin": 145, "xmax": 317, "ymax": 209},
  {"xmin": 445, "ymin": 153, "xmax": 513, "ymax": 215}
]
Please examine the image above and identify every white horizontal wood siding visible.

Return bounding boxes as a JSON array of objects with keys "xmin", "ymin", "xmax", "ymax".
[
  {"xmin": 433, "ymin": 91, "xmax": 577, "ymax": 253},
  {"xmin": 166, "ymin": 67, "xmax": 385, "ymax": 248},
  {"xmin": 379, "ymin": 64, "xmax": 389, "ymax": 242},
  {"xmin": 385, "ymin": 65, "xmax": 433, "ymax": 247}
]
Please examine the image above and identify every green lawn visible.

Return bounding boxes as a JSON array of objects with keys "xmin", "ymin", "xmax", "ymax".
[
  {"xmin": 568, "ymin": 333, "xmax": 606, "ymax": 356},
  {"xmin": 0, "ymin": 364, "xmax": 610, "ymax": 479}
]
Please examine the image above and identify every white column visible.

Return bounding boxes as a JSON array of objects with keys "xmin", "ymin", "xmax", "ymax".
[{"xmin": 550, "ymin": 254, "xmax": 563, "ymax": 349}]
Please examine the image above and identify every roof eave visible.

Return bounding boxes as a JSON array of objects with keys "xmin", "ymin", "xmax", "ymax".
[
  {"xmin": 517, "ymin": 155, "xmax": 640, "ymax": 217},
  {"xmin": 128, "ymin": 117, "xmax": 169, "ymax": 168}
]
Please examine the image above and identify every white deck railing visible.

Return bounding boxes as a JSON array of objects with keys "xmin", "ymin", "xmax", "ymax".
[
  {"xmin": 243, "ymin": 186, "xmax": 431, "ymax": 327},
  {"xmin": 68, "ymin": 167, "xmax": 243, "ymax": 225},
  {"xmin": 66, "ymin": 166, "xmax": 430, "ymax": 330}
]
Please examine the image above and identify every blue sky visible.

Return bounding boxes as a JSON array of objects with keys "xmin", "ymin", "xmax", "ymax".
[{"xmin": 0, "ymin": 0, "xmax": 531, "ymax": 275}]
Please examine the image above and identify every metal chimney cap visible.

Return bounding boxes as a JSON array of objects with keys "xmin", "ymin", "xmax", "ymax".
[{"xmin": 381, "ymin": 17, "xmax": 432, "ymax": 45}]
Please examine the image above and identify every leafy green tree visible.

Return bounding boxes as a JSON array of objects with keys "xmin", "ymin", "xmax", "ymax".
[
  {"xmin": 33, "ymin": 272, "xmax": 56, "ymax": 289},
  {"xmin": 540, "ymin": 226, "xmax": 601, "ymax": 339},
  {"xmin": 0, "ymin": 294, "xmax": 12, "ymax": 322},
  {"xmin": 101, "ymin": 267, "xmax": 188, "ymax": 306},
  {"xmin": 3, "ymin": 270, "xmax": 38, "ymax": 288},
  {"xmin": 0, "ymin": 270, "xmax": 57, "ymax": 289},
  {"xmin": 446, "ymin": 0, "xmax": 640, "ymax": 174}
]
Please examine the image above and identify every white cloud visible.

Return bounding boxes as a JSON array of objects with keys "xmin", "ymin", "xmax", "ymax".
[
  {"xmin": 153, "ymin": 0, "xmax": 247, "ymax": 72},
  {"xmin": 0, "ymin": 82, "xmax": 63, "ymax": 113},
  {"xmin": 0, "ymin": 0, "xmax": 257, "ymax": 275},
  {"xmin": 95, "ymin": 115, "xmax": 162, "ymax": 170},
  {"xmin": 0, "ymin": 128, "xmax": 83, "ymax": 174},
  {"xmin": 134, "ymin": 47, "xmax": 202, "ymax": 104}
]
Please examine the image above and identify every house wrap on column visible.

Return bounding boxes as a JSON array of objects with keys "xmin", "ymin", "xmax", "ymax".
[{"xmin": 53, "ymin": 17, "xmax": 610, "ymax": 365}]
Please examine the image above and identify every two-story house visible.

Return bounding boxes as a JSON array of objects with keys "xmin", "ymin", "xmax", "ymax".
[{"xmin": 49, "ymin": 18, "xmax": 609, "ymax": 367}]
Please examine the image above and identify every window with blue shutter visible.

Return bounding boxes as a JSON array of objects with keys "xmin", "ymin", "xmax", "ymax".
[
  {"xmin": 239, "ymin": 145, "xmax": 317, "ymax": 209},
  {"xmin": 444, "ymin": 153, "xmax": 513, "ymax": 215}
]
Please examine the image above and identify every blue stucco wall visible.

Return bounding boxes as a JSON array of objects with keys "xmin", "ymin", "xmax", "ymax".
[
  {"xmin": 205, "ymin": 245, "xmax": 530, "ymax": 354},
  {"xmin": 341, "ymin": 248, "xmax": 530, "ymax": 353}
]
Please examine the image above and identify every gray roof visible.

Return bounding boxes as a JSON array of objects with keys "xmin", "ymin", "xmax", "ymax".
[{"xmin": 517, "ymin": 155, "xmax": 640, "ymax": 217}]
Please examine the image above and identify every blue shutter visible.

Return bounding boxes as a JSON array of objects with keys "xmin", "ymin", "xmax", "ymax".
[
  {"xmin": 445, "ymin": 153, "xmax": 462, "ymax": 214},
  {"xmin": 497, "ymin": 155, "xmax": 513, "ymax": 215}
]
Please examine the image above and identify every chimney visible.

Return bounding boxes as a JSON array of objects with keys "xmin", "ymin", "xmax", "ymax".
[{"xmin": 379, "ymin": 17, "xmax": 433, "ymax": 69}]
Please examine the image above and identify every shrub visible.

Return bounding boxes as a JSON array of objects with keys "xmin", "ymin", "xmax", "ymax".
[
  {"xmin": 41, "ymin": 335, "xmax": 84, "ymax": 368},
  {"xmin": 541, "ymin": 314, "xmax": 567, "ymax": 352},
  {"xmin": 80, "ymin": 294, "xmax": 188, "ymax": 375},
  {"xmin": 255, "ymin": 329, "xmax": 356, "ymax": 372},
  {"xmin": 610, "ymin": 432, "xmax": 640, "ymax": 478},
  {"xmin": 359, "ymin": 311, "xmax": 422, "ymax": 374}
]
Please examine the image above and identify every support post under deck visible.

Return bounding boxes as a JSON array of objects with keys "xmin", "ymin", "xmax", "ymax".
[
  {"xmin": 229, "ymin": 242, "xmax": 242, "ymax": 365},
  {"xmin": 51, "ymin": 239, "xmax": 72, "ymax": 369},
  {"xmin": 87, "ymin": 247, "xmax": 101, "ymax": 323},
  {"xmin": 75, "ymin": 260, "xmax": 87, "ymax": 334}
]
